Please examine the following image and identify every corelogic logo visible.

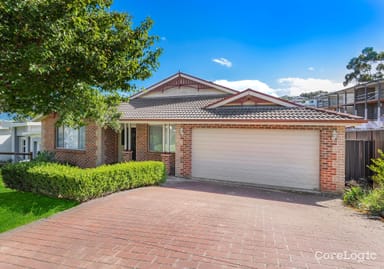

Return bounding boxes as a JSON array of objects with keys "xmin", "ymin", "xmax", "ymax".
[{"xmin": 315, "ymin": 251, "xmax": 377, "ymax": 263}]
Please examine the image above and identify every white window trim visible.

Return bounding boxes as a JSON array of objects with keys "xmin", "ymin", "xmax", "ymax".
[
  {"xmin": 56, "ymin": 126, "xmax": 85, "ymax": 150},
  {"xmin": 149, "ymin": 124, "xmax": 175, "ymax": 153}
]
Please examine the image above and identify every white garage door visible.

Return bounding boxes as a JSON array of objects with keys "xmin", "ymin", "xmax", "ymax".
[{"xmin": 192, "ymin": 128, "xmax": 319, "ymax": 190}]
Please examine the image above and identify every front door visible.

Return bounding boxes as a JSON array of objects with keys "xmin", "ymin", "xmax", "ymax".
[{"xmin": 131, "ymin": 128, "xmax": 136, "ymax": 160}]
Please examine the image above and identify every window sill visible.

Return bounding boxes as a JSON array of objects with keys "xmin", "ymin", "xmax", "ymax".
[
  {"xmin": 148, "ymin": 151, "xmax": 175, "ymax": 154},
  {"xmin": 55, "ymin": 148, "xmax": 86, "ymax": 154}
]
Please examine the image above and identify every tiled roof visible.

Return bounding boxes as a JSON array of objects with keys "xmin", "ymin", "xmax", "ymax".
[{"xmin": 118, "ymin": 95, "xmax": 364, "ymax": 122}]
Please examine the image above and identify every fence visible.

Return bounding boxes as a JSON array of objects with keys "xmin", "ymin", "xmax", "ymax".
[
  {"xmin": 0, "ymin": 152, "xmax": 33, "ymax": 162},
  {"xmin": 345, "ymin": 129, "xmax": 384, "ymax": 181},
  {"xmin": 345, "ymin": 140, "xmax": 374, "ymax": 181}
]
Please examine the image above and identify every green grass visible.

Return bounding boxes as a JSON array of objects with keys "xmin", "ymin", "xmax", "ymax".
[{"xmin": 0, "ymin": 175, "xmax": 78, "ymax": 233}]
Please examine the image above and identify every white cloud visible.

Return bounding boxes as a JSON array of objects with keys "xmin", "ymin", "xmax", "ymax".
[
  {"xmin": 212, "ymin": 58, "xmax": 232, "ymax": 68},
  {"xmin": 214, "ymin": 79, "xmax": 278, "ymax": 96},
  {"xmin": 277, "ymin": 77, "xmax": 342, "ymax": 96},
  {"xmin": 214, "ymin": 77, "xmax": 343, "ymax": 97},
  {"xmin": 308, "ymin": 67, "xmax": 315, "ymax": 71},
  {"xmin": 160, "ymin": 36, "xmax": 167, "ymax": 41}
]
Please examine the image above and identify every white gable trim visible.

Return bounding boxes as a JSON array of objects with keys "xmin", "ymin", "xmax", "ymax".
[
  {"xmin": 206, "ymin": 89, "xmax": 298, "ymax": 108},
  {"xmin": 131, "ymin": 72, "xmax": 237, "ymax": 99}
]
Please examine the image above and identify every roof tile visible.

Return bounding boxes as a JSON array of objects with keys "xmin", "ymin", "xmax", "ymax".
[{"xmin": 118, "ymin": 95, "xmax": 364, "ymax": 122}]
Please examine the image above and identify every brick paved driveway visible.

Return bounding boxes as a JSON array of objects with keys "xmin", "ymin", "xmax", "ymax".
[{"xmin": 0, "ymin": 179, "xmax": 383, "ymax": 269}]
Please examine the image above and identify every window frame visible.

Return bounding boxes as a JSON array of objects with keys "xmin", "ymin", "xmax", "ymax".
[
  {"xmin": 56, "ymin": 126, "xmax": 86, "ymax": 150},
  {"xmin": 148, "ymin": 124, "xmax": 176, "ymax": 153}
]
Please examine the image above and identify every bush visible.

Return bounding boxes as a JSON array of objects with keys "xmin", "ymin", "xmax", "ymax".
[
  {"xmin": 343, "ymin": 150, "xmax": 384, "ymax": 217},
  {"xmin": 343, "ymin": 186, "xmax": 365, "ymax": 207},
  {"xmin": 2, "ymin": 161, "xmax": 166, "ymax": 202},
  {"xmin": 33, "ymin": 151, "xmax": 56, "ymax": 163},
  {"xmin": 368, "ymin": 149, "xmax": 384, "ymax": 188},
  {"xmin": 360, "ymin": 188, "xmax": 384, "ymax": 216}
]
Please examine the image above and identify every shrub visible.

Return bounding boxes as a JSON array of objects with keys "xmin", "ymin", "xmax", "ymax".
[
  {"xmin": 2, "ymin": 161, "xmax": 166, "ymax": 202},
  {"xmin": 343, "ymin": 150, "xmax": 384, "ymax": 217},
  {"xmin": 368, "ymin": 149, "xmax": 384, "ymax": 187},
  {"xmin": 360, "ymin": 188, "xmax": 384, "ymax": 216},
  {"xmin": 1, "ymin": 161, "xmax": 41, "ymax": 192},
  {"xmin": 33, "ymin": 151, "xmax": 56, "ymax": 163},
  {"xmin": 343, "ymin": 186, "xmax": 365, "ymax": 207}
]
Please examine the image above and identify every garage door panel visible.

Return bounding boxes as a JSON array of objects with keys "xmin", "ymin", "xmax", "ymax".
[{"xmin": 192, "ymin": 128, "xmax": 319, "ymax": 190}]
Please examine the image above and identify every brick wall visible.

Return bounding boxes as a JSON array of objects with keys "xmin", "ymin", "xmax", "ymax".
[
  {"xmin": 320, "ymin": 126, "xmax": 345, "ymax": 192},
  {"xmin": 136, "ymin": 124, "xmax": 162, "ymax": 161},
  {"xmin": 175, "ymin": 124, "xmax": 346, "ymax": 193},
  {"xmin": 41, "ymin": 114, "xmax": 100, "ymax": 168},
  {"xmin": 102, "ymin": 127, "xmax": 118, "ymax": 164},
  {"xmin": 42, "ymin": 117, "xmax": 346, "ymax": 192},
  {"xmin": 135, "ymin": 124, "xmax": 175, "ymax": 174}
]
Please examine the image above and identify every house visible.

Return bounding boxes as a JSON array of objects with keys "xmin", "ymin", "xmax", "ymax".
[
  {"xmin": 0, "ymin": 120, "xmax": 41, "ymax": 162},
  {"xmin": 316, "ymin": 79, "xmax": 384, "ymax": 129},
  {"xmin": 41, "ymin": 72, "xmax": 365, "ymax": 192},
  {"xmin": 0, "ymin": 121, "xmax": 12, "ymax": 162}
]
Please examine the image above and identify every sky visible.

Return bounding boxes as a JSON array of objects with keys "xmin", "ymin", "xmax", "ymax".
[{"xmin": 112, "ymin": 0, "xmax": 384, "ymax": 96}]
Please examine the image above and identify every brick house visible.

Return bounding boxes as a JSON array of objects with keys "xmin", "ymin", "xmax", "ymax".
[{"xmin": 41, "ymin": 72, "xmax": 365, "ymax": 192}]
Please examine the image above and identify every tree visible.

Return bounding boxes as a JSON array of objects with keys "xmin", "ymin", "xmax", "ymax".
[
  {"xmin": 0, "ymin": 0, "xmax": 162, "ymax": 128},
  {"xmin": 299, "ymin": 90, "xmax": 328, "ymax": 99},
  {"xmin": 344, "ymin": 47, "xmax": 384, "ymax": 86}
]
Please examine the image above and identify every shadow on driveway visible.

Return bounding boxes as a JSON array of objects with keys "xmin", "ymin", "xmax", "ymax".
[{"xmin": 162, "ymin": 177, "xmax": 340, "ymax": 208}]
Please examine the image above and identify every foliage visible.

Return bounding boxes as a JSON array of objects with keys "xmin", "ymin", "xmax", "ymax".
[
  {"xmin": 0, "ymin": 174, "xmax": 77, "ymax": 233},
  {"xmin": 33, "ymin": 151, "xmax": 56, "ymax": 163},
  {"xmin": 368, "ymin": 149, "xmax": 384, "ymax": 188},
  {"xmin": 360, "ymin": 188, "xmax": 384, "ymax": 216},
  {"xmin": 2, "ymin": 161, "xmax": 166, "ymax": 202},
  {"xmin": 343, "ymin": 186, "xmax": 365, "ymax": 207},
  {"xmin": 299, "ymin": 90, "xmax": 328, "ymax": 99},
  {"xmin": 344, "ymin": 150, "xmax": 384, "ymax": 217},
  {"xmin": 344, "ymin": 47, "xmax": 384, "ymax": 86},
  {"xmin": 0, "ymin": 0, "xmax": 162, "ymax": 128}
]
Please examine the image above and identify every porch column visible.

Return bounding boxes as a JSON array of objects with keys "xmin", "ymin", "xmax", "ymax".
[{"xmin": 122, "ymin": 123, "xmax": 133, "ymax": 162}]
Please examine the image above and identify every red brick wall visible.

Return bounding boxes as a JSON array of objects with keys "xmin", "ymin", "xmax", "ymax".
[
  {"xmin": 161, "ymin": 153, "xmax": 175, "ymax": 175},
  {"xmin": 175, "ymin": 124, "xmax": 346, "ymax": 193},
  {"xmin": 42, "ymin": 116, "xmax": 346, "ymax": 192},
  {"xmin": 320, "ymin": 126, "xmax": 345, "ymax": 192},
  {"xmin": 102, "ymin": 127, "xmax": 118, "ymax": 164},
  {"xmin": 135, "ymin": 124, "xmax": 175, "ymax": 174},
  {"xmin": 136, "ymin": 124, "xmax": 162, "ymax": 161},
  {"xmin": 41, "ymin": 114, "xmax": 100, "ymax": 168}
]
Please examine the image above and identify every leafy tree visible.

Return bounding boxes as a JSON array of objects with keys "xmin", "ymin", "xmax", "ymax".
[
  {"xmin": 299, "ymin": 90, "xmax": 328, "ymax": 99},
  {"xmin": 0, "ymin": 0, "xmax": 162, "ymax": 128},
  {"xmin": 344, "ymin": 47, "xmax": 384, "ymax": 86}
]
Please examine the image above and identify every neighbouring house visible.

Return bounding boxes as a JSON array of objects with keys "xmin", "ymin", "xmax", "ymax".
[
  {"xmin": 41, "ymin": 72, "xmax": 365, "ymax": 192},
  {"xmin": 0, "ymin": 120, "xmax": 41, "ymax": 162},
  {"xmin": 316, "ymin": 79, "xmax": 384, "ymax": 129}
]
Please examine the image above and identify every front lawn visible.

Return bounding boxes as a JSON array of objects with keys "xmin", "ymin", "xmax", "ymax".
[{"xmin": 0, "ymin": 175, "xmax": 78, "ymax": 233}]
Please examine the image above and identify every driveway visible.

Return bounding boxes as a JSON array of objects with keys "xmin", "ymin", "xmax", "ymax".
[{"xmin": 0, "ymin": 179, "xmax": 383, "ymax": 269}]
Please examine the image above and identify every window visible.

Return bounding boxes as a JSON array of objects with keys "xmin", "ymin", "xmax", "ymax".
[
  {"xmin": 56, "ymin": 126, "xmax": 85, "ymax": 150},
  {"xmin": 149, "ymin": 124, "xmax": 176, "ymax": 152}
]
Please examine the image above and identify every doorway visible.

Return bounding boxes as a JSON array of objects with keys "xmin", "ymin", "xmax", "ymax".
[{"xmin": 131, "ymin": 128, "xmax": 136, "ymax": 160}]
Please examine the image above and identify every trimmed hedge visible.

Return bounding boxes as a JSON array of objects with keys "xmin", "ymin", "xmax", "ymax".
[{"xmin": 2, "ymin": 161, "xmax": 166, "ymax": 202}]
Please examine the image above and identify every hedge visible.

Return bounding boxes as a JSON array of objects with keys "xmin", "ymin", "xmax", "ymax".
[{"xmin": 2, "ymin": 161, "xmax": 166, "ymax": 202}]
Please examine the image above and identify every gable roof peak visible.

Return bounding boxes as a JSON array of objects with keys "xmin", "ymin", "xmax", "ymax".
[
  {"xmin": 206, "ymin": 88, "xmax": 299, "ymax": 108},
  {"xmin": 131, "ymin": 72, "xmax": 237, "ymax": 99}
]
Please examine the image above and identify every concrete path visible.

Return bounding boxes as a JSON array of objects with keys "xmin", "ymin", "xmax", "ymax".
[{"xmin": 0, "ymin": 179, "xmax": 383, "ymax": 269}]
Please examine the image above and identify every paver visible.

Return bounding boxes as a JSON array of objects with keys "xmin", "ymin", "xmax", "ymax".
[{"xmin": 0, "ymin": 179, "xmax": 383, "ymax": 269}]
